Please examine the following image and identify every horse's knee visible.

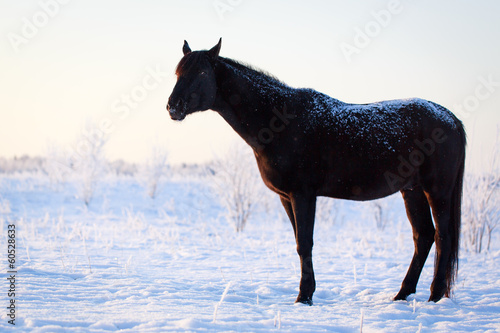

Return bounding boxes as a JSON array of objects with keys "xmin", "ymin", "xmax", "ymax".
[
  {"xmin": 414, "ymin": 228, "xmax": 434, "ymax": 249},
  {"xmin": 296, "ymin": 239, "xmax": 313, "ymax": 257}
]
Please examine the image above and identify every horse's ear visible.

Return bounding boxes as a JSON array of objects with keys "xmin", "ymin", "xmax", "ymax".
[
  {"xmin": 208, "ymin": 38, "xmax": 222, "ymax": 60},
  {"xmin": 183, "ymin": 40, "xmax": 191, "ymax": 55}
]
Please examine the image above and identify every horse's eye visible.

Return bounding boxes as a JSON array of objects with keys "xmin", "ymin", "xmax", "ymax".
[{"xmin": 200, "ymin": 71, "xmax": 207, "ymax": 76}]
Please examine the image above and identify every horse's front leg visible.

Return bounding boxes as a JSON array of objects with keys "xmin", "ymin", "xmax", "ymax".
[{"xmin": 289, "ymin": 192, "xmax": 317, "ymax": 305}]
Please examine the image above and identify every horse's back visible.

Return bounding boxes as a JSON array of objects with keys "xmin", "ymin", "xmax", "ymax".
[
  {"xmin": 298, "ymin": 91, "xmax": 463, "ymax": 154},
  {"xmin": 291, "ymin": 90, "xmax": 465, "ymax": 199}
]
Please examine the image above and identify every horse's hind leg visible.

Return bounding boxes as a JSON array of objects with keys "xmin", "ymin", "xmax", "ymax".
[
  {"xmin": 394, "ymin": 187, "xmax": 435, "ymax": 301},
  {"xmin": 425, "ymin": 192, "xmax": 455, "ymax": 302}
]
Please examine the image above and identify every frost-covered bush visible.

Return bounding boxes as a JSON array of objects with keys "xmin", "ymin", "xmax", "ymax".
[
  {"xmin": 43, "ymin": 142, "xmax": 72, "ymax": 187},
  {"xmin": 315, "ymin": 197, "xmax": 340, "ymax": 225},
  {"xmin": 370, "ymin": 198, "xmax": 395, "ymax": 231},
  {"xmin": 462, "ymin": 131, "xmax": 500, "ymax": 253},
  {"xmin": 462, "ymin": 173, "xmax": 500, "ymax": 253},
  {"xmin": 210, "ymin": 144, "xmax": 266, "ymax": 232},
  {"xmin": 70, "ymin": 120, "xmax": 109, "ymax": 206},
  {"xmin": 141, "ymin": 145, "xmax": 169, "ymax": 199}
]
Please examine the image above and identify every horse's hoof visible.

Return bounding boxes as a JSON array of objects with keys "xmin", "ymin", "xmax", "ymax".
[
  {"xmin": 393, "ymin": 292, "xmax": 408, "ymax": 301},
  {"xmin": 295, "ymin": 295, "xmax": 313, "ymax": 306},
  {"xmin": 429, "ymin": 287, "xmax": 446, "ymax": 302},
  {"xmin": 428, "ymin": 293, "xmax": 444, "ymax": 303},
  {"xmin": 393, "ymin": 288, "xmax": 414, "ymax": 301}
]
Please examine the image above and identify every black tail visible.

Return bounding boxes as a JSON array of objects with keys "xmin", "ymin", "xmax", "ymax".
[{"xmin": 446, "ymin": 122, "xmax": 466, "ymax": 297}]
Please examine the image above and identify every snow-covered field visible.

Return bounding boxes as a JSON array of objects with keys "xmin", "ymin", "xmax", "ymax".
[{"xmin": 1, "ymin": 171, "xmax": 499, "ymax": 332}]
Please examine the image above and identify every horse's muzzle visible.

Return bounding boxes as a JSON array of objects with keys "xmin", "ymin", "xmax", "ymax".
[
  {"xmin": 167, "ymin": 100, "xmax": 186, "ymax": 121},
  {"xmin": 169, "ymin": 110, "xmax": 186, "ymax": 121}
]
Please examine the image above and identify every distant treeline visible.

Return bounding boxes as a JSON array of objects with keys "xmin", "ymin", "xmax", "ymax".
[
  {"xmin": 0, "ymin": 155, "xmax": 205, "ymax": 176},
  {"xmin": 0, "ymin": 155, "xmax": 138, "ymax": 175},
  {"xmin": 0, "ymin": 155, "xmax": 46, "ymax": 174}
]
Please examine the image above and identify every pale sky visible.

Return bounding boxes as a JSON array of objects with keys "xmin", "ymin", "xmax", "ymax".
[{"xmin": 1, "ymin": 0, "xmax": 499, "ymax": 168}]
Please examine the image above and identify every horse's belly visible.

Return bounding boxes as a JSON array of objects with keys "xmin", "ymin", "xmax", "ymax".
[
  {"xmin": 316, "ymin": 155, "xmax": 414, "ymax": 201},
  {"xmin": 318, "ymin": 178, "xmax": 399, "ymax": 201}
]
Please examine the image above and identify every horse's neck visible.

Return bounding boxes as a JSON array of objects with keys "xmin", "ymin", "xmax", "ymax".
[{"xmin": 212, "ymin": 59, "xmax": 288, "ymax": 151}]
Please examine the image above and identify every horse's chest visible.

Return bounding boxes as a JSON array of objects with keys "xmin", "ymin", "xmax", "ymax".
[{"xmin": 255, "ymin": 153, "xmax": 312, "ymax": 195}]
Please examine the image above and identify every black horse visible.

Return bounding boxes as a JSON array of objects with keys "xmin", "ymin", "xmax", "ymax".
[{"xmin": 167, "ymin": 39, "xmax": 466, "ymax": 305}]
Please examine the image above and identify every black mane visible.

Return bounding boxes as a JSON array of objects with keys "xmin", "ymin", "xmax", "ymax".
[
  {"xmin": 219, "ymin": 57, "xmax": 287, "ymax": 85},
  {"xmin": 217, "ymin": 56, "xmax": 292, "ymax": 94}
]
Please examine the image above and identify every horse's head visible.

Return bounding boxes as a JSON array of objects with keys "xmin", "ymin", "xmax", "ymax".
[{"xmin": 167, "ymin": 38, "xmax": 221, "ymax": 121}]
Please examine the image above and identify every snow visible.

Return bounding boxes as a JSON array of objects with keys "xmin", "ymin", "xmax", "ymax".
[
  {"xmin": 306, "ymin": 93, "xmax": 457, "ymax": 135},
  {"xmin": 1, "ymin": 172, "xmax": 499, "ymax": 332}
]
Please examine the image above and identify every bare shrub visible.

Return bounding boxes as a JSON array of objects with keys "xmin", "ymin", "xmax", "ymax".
[
  {"xmin": 71, "ymin": 120, "xmax": 109, "ymax": 206},
  {"xmin": 43, "ymin": 142, "xmax": 72, "ymax": 187},
  {"xmin": 463, "ymin": 174, "xmax": 500, "ymax": 253},
  {"xmin": 315, "ymin": 197, "xmax": 340, "ymax": 225},
  {"xmin": 370, "ymin": 198, "xmax": 392, "ymax": 231},
  {"xmin": 141, "ymin": 145, "xmax": 169, "ymax": 199},
  {"xmin": 463, "ymin": 131, "xmax": 500, "ymax": 253},
  {"xmin": 210, "ymin": 144, "xmax": 265, "ymax": 232}
]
